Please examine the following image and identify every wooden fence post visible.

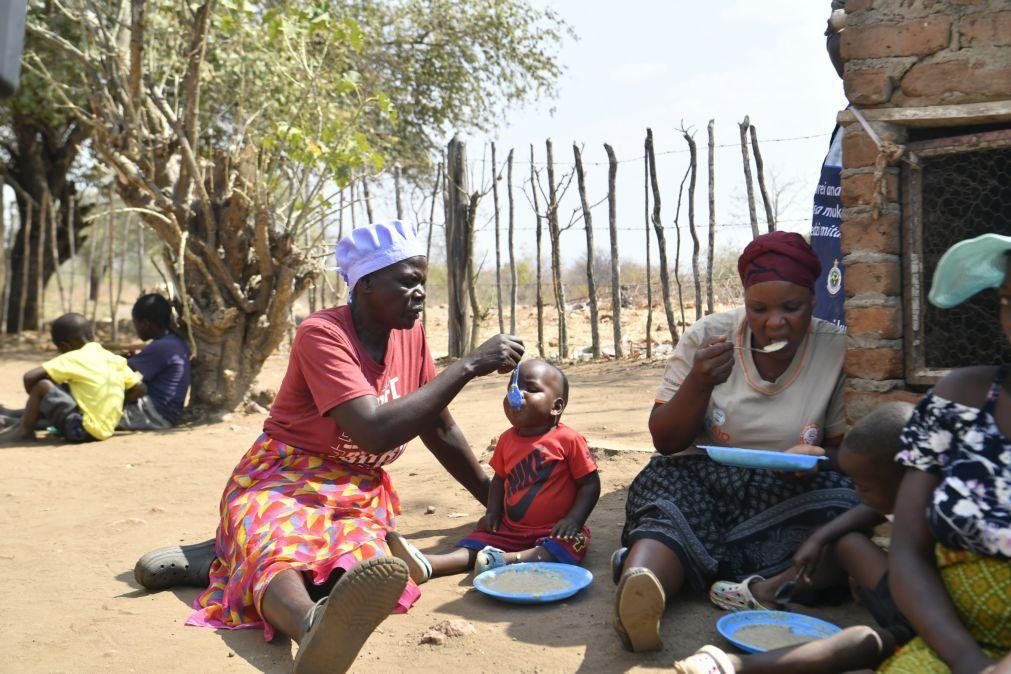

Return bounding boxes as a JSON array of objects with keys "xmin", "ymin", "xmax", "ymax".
[
  {"xmin": 507, "ymin": 149, "xmax": 517, "ymax": 335},
  {"xmin": 530, "ymin": 144, "xmax": 544, "ymax": 358},
  {"xmin": 646, "ymin": 129, "xmax": 678, "ymax": 347},
  {"xmin": 749, "ymin": 125, "xmax": 776, "ymax": 232},
  {"xmin": 643, "ymin": 144, "xmax": 652, "ymax": 360},
  {"xmin": 361, "ymin": 176, "xmax": 374, "ymax": 223},
  {"xmin": 672, "ymin": 159, "xmax": 691, "ymax": 330},
  {"xmin": 107, "ymin": 191, "xmax": 117, "ymax": 342},
  {"xmin": 67, "ymin": 195, "xmax": 75, "ymax": 313},
  {"xmin": 348, "ymin": 180, "xmax": 357, "ymax": 230},
  {"xmin": 492, "ymin": 142, "xmax": 504, "ymax": 333},
  {"xmin": 422, "ymin": 163, "xmax": 441, "ymax": 329},
  {"xmin": 445, "ymin": 136, "xmax": 471, "ymax": 357},
  {"xmin": 682, "ymin": 131, "xmax": 702, "ymax": 322},
  {"xmin": 16, "ymin": 201, "xmax": 32, "ymax": 339},
  {"xmin": 544, "ymin": 139, "xmax": 567, "ymax": 359},
  {"xmin": 46, "ymin": 192, "xmax": 66, "ymax": 313},
  {"xmin": 394, "ymin": 164, "xmax": 403, "ymax": 220},
  {"xmin": 707, "ymin": 120, "xmax": 716, "ymax": 315},
  {"xmin": 0, "ymin": 188, "xmax": 6, "ymax": 343},
  {"xmin": 35, "ymin": 196, "xmax": 47, "ymax": 331},
  {"xmin": 573, "ymin": 144, "xmax": 600, "ymax": 358},
  {"xmin": 603, "ymin": 144, "xmax": 623, "ymax": 358},
  {"xmin": 739, "ymin": 115, "xmax": 759, "ymax": 240}
]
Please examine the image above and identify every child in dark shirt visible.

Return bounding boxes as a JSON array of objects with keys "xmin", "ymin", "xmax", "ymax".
[
  {"xmin": 388, "ymin": 359, "xmax": 601, "ymax": 582},
  {"xmin": 674, "ymin": 401, "xmax": 917, "ymax": 674},
  {"xmin": 119, "ymin": 294, "xmax": 191, "ymax": 430}
]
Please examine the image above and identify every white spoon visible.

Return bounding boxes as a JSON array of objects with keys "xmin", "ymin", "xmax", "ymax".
[{"xmin": 736, "ymin": 339, "xmax": 789, "ymax": 354}]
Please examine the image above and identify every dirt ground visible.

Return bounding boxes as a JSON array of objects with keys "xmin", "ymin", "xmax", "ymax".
[{"xmin": 0, "ymin": 313, "xmax": 866, "ymax": 673}]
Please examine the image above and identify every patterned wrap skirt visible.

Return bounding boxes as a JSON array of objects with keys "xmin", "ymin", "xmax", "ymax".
[
  {"xmin": 877, "ymin": 546, "xmax": 1011, "ymax": 673},
  {"xmin": 622, "ymin": 453, "xmax": 858, "ymax": 591},
  {"xmin": 187, "ymin": 434, "xmax": 420, "ymax": 640}
]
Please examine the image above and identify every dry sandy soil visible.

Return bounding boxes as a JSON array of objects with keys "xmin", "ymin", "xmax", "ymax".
[{"xmin": 0, "ymin": 306, "xmax": 865, "ymax": 673}]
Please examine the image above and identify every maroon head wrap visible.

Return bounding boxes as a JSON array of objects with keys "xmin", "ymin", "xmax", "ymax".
[{"xmin": 737, "ymin": 231, "xmax": 822, "ymax": 291}]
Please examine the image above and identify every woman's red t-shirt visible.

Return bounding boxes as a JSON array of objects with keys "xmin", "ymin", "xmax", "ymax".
[{"xmin": 263, "ymin": 305, "xmax": 437, "ymax": 467}]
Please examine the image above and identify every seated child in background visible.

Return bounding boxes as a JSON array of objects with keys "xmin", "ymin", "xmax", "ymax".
[
  {"xmin": 388, "ymin": 359, "xmax": 601, "ymax": 583},
  {"xmin": 674, "ymin": 401, "xmax": 917, "ymax": 674},
  {"xmin": 118, "ymin": 294, "xmax": 191, "ymax": 430},
  {"xmin": 0, "ymin": 313, "xmax": 145, "ymax": 443}
]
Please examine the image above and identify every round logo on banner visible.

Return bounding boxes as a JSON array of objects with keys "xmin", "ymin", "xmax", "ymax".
[{"xmin": 827, "ymin": 260, "xmax": 843, "ymax": 296}]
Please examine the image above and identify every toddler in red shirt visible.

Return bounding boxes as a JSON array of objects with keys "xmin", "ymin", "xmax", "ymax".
[{"xmin": 389, "ymin": 359, "xmax": 601, "ymax": 581}]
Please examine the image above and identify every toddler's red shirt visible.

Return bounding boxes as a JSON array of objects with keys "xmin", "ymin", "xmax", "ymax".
[{"xmin": 490, "ymin": 422, "xmax": 597, "ymax": 530}]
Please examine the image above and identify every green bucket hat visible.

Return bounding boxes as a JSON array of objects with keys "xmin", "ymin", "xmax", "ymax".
[{"xmin": 929, "ymin": 233, "xmax": 1011, "ymax": 309}]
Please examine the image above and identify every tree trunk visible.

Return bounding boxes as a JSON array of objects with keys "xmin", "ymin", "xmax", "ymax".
[
  {"xmin": 643, "ymin": 145, "xmax": 652, "ymax": 360},
  {"xmin": 645, "ymin": 129, "xmax": 678, "ymax": 347},
  {"xmin": 707, "ymin": 120, "xmax": 716, "ymax": 315},
  {"xmin": 683, "ymin": 130, "xmax": 702, "ymax": 322},
  {"xmin": 0, "ymin": 188, "xmax": 6, "ymax": 343},
  {"xmin": 749, "ymin": 125, "xmax": 776, "ymax": 233},
  {"xmin": 15, "ymin": 201, "xmax": 32, "ymax": 337},
  {"xmin": 573, "ymin": 144, "xmax": 600, "ymax": 358},
  {"xmin": 603, "ymin": 144, "xmax": 623, "ymax": 358},
  {"xmin": 544, "ymin": 139, "xmax": 567, "ymax": 359},
  {"xmin": 507, "ymin": 149, "xmax": 517, "ymax": 335},
  {"xmin": 106, "ymin": 194, "xmax": 116, "ymax": 342},
  {"xmin": 491, "ymin": 142, "xmax": 504, "ymax": 333},
  {"xmin": 738, "ymin": 116, "xmax": 759, "ymax": 240},
  {"xmin": 35, "ymin": 196, "xmax": 46, "ymax": 331},
  {"xmin": 530, "ymin": 144, "xmax": 544, "ymax": 358},
  {"xmin": 444, "ymin": 136, "xmax": 471, "ymax": 357}
]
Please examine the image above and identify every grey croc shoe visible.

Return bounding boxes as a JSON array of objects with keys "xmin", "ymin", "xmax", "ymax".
[{"xmin": 134, "ymin": 539, "xmax": 217, "ymax": 591}]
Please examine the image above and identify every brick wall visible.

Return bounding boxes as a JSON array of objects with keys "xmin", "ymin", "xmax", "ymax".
[
  {"xmin": 842, "ymin": 0, "xmax": 1011, "ymax": 108},
  {"xmin": 839, "ymin": 0, "xmax": 1011, "ymax": 421}
]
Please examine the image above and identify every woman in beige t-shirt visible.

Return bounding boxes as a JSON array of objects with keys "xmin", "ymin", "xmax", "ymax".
[{"xmin": 613, "ymin": 232, "xmax": 858, "ymax": 653}]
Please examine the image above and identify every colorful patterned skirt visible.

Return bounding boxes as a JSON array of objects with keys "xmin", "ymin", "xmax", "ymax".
[
  {"xmin": 877, "ymin": 545, "xmax": 1011, "ymax": 673},
  {"xmin": 187, "ymin": 434, "xmax": 420, "ymax": 640}
]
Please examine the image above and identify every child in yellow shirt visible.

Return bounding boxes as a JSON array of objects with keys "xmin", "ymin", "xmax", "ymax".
[{"xmin": 0, "ymin": 313, "xmax": 145, "ymax": 443}]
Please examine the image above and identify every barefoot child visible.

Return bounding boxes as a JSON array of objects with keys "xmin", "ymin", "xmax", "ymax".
[
  {"xmin": 389, "ymin": 359, "xmax": 601, "ymax": 582},
  {"xmin": 0, "ymin": 313, "xmax": 145, "ymax": 443},
  {"xmin": 674, "ymin": 401, "xmax": 917, "ymax": 674}
]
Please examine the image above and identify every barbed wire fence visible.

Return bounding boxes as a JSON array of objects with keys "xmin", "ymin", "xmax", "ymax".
[{"xmin": 0, "ymin": 118, "xmax": 822, "ymax": 359}]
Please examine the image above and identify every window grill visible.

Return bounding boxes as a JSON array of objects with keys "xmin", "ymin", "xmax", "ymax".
[{"xmin": 902, "ymin": 128, "xmax": 1011, "ymax": 385}]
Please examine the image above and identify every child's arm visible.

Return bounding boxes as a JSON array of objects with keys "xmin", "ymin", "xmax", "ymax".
[
  {"xmin": 551, "ymin": 471, "xmax": 601, "ymax": 540},
  {"xmin": 478, "ymin": 475, "xmax": 505, "ymax": 533},
  {"xmin": 22, "ymin": 367, "xmax": 50, "ymax": 393},
  {"xmin": 124, "ymin": 381, "xmax": 147, "ymax": 404},
  {"xmin": 890, "ymin": 469, "xmax": 995, "ymax": 674},
  {"xmin": 793, "ymin": 503, "xmax": 884, "ymax": 579}
]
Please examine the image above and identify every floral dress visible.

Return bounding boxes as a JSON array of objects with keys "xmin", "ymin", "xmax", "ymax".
[{"xmin": 878, "ymin": 367, "xmax": 1011, "ymax": 674}]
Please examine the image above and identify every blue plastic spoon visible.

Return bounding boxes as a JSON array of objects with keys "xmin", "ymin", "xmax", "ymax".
[{"xmin": 507, "ymin": 363, "xmax": 524, "ymax": 410}]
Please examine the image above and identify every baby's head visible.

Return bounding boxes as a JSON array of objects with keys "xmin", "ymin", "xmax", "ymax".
[
  {"xmin": 132, "ymin": 293, "xmax": 172, "ymax": 341},
  {"xmin": 50, "ymin": 313, "xmax": 94, "ymax": 353},
  {"xmin": 838, "ymin": 401, "xmax": 915, "ymax": 516},
  {"xmin": 503, "ymin": 359, "xmax": 569, "ymax": 433}
]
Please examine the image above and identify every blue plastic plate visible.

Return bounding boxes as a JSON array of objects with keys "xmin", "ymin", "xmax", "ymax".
[
  {"xmin": 717, "ymin": 610, "xmax": 842, "ymax": 654},
  {"xmin": 699, "ymin": 445, "xmax": 827, "ymax": 471},
  {"xmin": 473, "ymin": 562, "xmax": 593, "ymax": 604}
]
